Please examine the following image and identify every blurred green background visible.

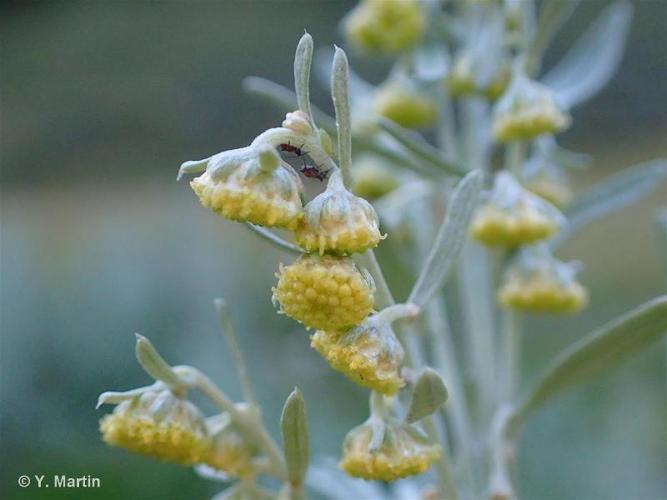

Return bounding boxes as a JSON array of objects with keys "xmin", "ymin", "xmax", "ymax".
[{"xmin": 1, "ymin": 1, "xmax": 665, "ymax": 499}]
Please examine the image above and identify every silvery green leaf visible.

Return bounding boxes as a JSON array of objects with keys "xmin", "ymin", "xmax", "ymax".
[
  {"xmin": 657, "ymin": 209, "xmax": 667, "ymax": 257},
  {"xmin": 332, "ymin": 47, "xmax": 352, "ymax": 186},
  {"xmin": 377, "ymin": 119, "xmax": 466, "ymax": 177},
  {"xmin": 314, "ymin": 49, "xmax": 374, "ymax": 100},
  {"xmin": 134, "ymin": 334, "xmax": 185, "ymax": 388},
  {"xmin": 96, "ymin": 382, "xmax": 163, "ymax": 409},
  {"xmin": 280, "ymin": 387, "xmax": 309, "ymax": 485},
  {"xmin": 526, "ymin": 0, "xmax": 580, "ymax": 75},
  {"xmin": 413, "ymin": 42, "xmax": 449, "ymax": 82},
  {"xmin": 243, "ymin": 77, "xmax": 337, "ymax": 133},
  {"xmin": 513, "ymin": 297, "xmax": 667, "ymax": 425},
  {"xmin": 552, "ymin": 159, "xmax": 666, "ymax": 247},
  {"xmin": 408, "ymin": 170, "xmax": 483, "ymax": 307},
  {"xmin": 294, "ymin": 32, "xmax": 314, "ymax": 122},
  {"xmin": 543, "ymin": 1, "xmax": 633, "ymax": 109},
  {"xmin": 406, "ymin": 368, "xmax": 449, "ymax": 423}
]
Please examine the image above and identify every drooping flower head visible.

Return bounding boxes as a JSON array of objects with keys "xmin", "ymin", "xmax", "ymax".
[
  {"xmin": 188, "ymin": 144, "xmax": 304, "ymax": 230},
  {"xmin": 470, "ymin": 172, "xmax": 564, "ymax": 247},
  {"xmin": 351, "ymin": 156, "xmax": 399, "ymax": 201},
  {"xmin": 272, "ymin": 254, "xmax": 375, "ymax": 332},
  {"xmin": 340, "ymin": 416, "xmax": 441, "ymax": 481},
  {"xmin": 295, "ymin": 169, "xmax": 385, "ymax": 255},
  {"xmin": 203, "ymin": 412, "xmax": 255, "ymax": 478},
  {"xmin": 374, "ymin": 81, "xmax": 437, "ymax": 130},
  {"xmin": 498, "ymin": 245, "xmax": 588, "ymax": 313},
  {"xmin": 492, "ymin": 72, "xmax": 570, "ymax": 142},
  {"xmin": 343, "ymin": 0, "xmax": 425, "ymax": 55},
  {"xmin": 100, "ymin": 389, "xmax": 210, "ymax": 465},
  {"xmin": 311, "ymin": 307, "xmax": 409, "ymax": 395}
]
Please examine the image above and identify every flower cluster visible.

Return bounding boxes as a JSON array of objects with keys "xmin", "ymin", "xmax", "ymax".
[
  {"xmin": 100, "ymin": 389, "xmax": 210, "ymax": 466},
  {"xmin": 340, "ymin": 416, "xmax": 441, "ymax": 481},
  {"xmin": 499, "ymin": 246, "xmax": 588, "ymax": 313},
  {"xmin": 470, "ymin": 172, "xmax": 564, "ymax": 247}
]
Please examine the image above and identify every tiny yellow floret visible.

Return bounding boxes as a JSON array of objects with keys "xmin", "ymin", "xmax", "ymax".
[
  {"xmin": 272, "ymin": 254, "xmax": 375, "ymax": 332},
  {"xmin": 351, "ymin": 158, "xmax": 399, "ymax": 201},
  {"xmin": 100, "ymin": 391, "xmax": 210, "ymax": 466},
  {"xmin": 470, "ymin": 203, "xmax": 558, "ymax": 246},
  {"xmin": 344, "ymin": 0, "xmax": 425, "ymax": 55},
  {"xmin": 340, "ymin": 419, "xmax": 441, "ymax": 481}
]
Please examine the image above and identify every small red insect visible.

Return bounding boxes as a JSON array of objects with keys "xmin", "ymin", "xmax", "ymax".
[
  {"xmin": 278, "ymin": 142, "xmax": 304, "ymax": 157},
  {"xmin": 299, "ymin": 162, "xmax": 329, "ymax": 182}
]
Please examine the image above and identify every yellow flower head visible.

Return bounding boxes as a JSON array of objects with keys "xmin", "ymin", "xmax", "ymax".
[
  {"xmin": 498, "ymin": 246, "xmax": 588, "ymax": 313},
  {"xmin": 344, "ymin": 0, "xmax": 425, "ymax": 55},
  {"xmin": 374, "ymin": 83, "xmax": 437, "ymax": 130},
  {"xmin": 272, "ymin": 254, "xmax": 375, "ymax": 332},
  {"xmin": 203, "ymin": 413, "xmax": 255, "ymax": 478},
  {"xmin": 295, "ymin": 170, "xmax": 385, "ymax": 255},
  {"xmin": 351, "ymin": 157, "xmax": 399, "ymax": 201},
  {"xmin": 311, "ymin": 310, "xmax": 405, "ymax": 395},
  {"xmin": 492, "ymin": 73, "xmax": 570, "ymax": 142},
  {"xmin": 100, "ymin": 390, "xmax": 210, "ymax": 466},
  {"xmin": 470, "ymin": 172, "xmax": 564, "ymax": 247},
  {"xmin": 340, "ymin": 417, "xmax": 441, "ymax": 481},
  {"xmin": 190, "ymin": 144, "xmax": 304, "ymax": 230}
]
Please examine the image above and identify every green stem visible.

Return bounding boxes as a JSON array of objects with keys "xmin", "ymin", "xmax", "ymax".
[
  {"xmin": 245, "ymin": 223, "xmax": 302, "ymax": 255},
  {"xmin": 174, "ymin": 366, "xmax": 287, "ymax": 480},
  {"xmin": 502, "ymin": 309, "xmax": 522, "ymax": 403},
  {"xmin": 214, "ymin": 298, "xmax": 257, "ymax": 407}
]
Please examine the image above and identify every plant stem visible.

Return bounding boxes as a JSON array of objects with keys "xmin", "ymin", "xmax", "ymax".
[
  {"xmin": 214, "ymin": 298, "xmax": 257, "ymax": 407},
  {"xmin": 245, "ymin": 223, "xmax": 302, "ymax": 255},
  {"xmin": 502, "ymin": 309, "xmax": 522, "ymax": 403}
]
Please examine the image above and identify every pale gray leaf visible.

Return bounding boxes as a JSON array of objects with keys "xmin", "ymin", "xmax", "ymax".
[
  {"xmin": 513, "ymin": 297, "xmax": 667, "ymax": 425},
  {"xmin": 543, "ymin": 1, "xmax": 633, "ymax": 108},
  {"xmin": 281, "ymin": 387, "xmax": 309, "ymax": 485},
  {"xmin": 406, "ymin": 368, "xmax": 449, "ymax": 423},
  {"xmin": 553, "ymin": 159, "xmax": 666, "ymax": 247},
  {"xmin": 408, "ymin": 170, "xmax": 483, "ymax": 307}
]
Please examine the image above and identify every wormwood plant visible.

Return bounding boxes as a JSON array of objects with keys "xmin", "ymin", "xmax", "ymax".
[{"xmin": 98, "ymin": 1, "xmax": 667, "ymax": 498}]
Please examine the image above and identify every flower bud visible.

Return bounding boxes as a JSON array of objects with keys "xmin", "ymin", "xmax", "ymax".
[
  {"xmin": 190, "ymin": 145, "xmax": 304, "ymax": 230},
  {"xmin": 295, "ymin": 170, "xmax": 385, "ymax": 255},
  {"xmin": 447, "ymin": 54, "xmax": 510, "ymax": 101},
  {"xmin": 282, "ymin": 110, "xmax": 313, "ymax": 136},
  {"xmin": 498, "ymin": 246, "xmax": 588, "ymax": 313},
  {"xmin": 311, "ymin": 312, "xmax": 405, "ymax": 395},
  {"xmin": 203, "ymin": 413, "xmax": 255, "ymax": 478},
  {"xmin": 343, "ymin": 0, "xmax": 425, "ymax": 55},
  {"xmin": 99, "ymin": 389, "xmax": 210, "ymax": 465},
  {"xmin": 272, "ymin": 254, "xmax": 375, "ymax": 332},
  {"xmin": 492, "ymin": 73, "xmax": 570, "ymax": 142},
  {"xmin": 340, "ymin": 418, "xmax": 441, "ymax": 481},
  {"xmin": 351, "ymin": 157, "xmax": 400, "ymax": 200},
  {"xmin": 470, "ymin": 172, "xmax": 564, "ymax": 247},
  {"xmin": 374, "ymin": 82, "xmax": 437, "ymax": 130}
]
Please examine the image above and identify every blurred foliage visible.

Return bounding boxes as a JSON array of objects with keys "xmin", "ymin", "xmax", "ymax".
[{"xmin": 0, "ymin": 1, "xmax": 665, "ymax": 500}]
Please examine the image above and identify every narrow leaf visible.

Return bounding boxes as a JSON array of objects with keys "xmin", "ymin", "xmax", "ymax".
[
  {"xmin": 331, "ymin": 47, "xmax": 352, "ymax": 186},
  {"xmin": 134, "ymin": 334, "xmax": 184, "ymax": 388},
  {"xmin": 514, "ymin": 297, "xmax": 667, "ymax": 423},
  {"xmin": 294, "ymin": 32, "xmax": 314, "ymax": 121},
  {"xmin": 280, "ymin": 387, "xmax": 309, "ymax": 485},
  {"xmin": 408, "ymin": 170, "xmax": 483, "ymax": 307},
  {"xmin": 552, "ymin": 159, "xmax": 666, "ymax": 247},
  {"xmin": 543, "ymin": 1, "xmax": 633, "ymax": 109},
  {"xmin": 526, "ymin": 0, "xmax": 580, "ymax": 76},
  {"xmin": 377, "ymin": 118, "xmax": 466, "ymax": 177},
  {"xmin": 406, "ymin": 368, "xmax": 449, "ymax": 423}
]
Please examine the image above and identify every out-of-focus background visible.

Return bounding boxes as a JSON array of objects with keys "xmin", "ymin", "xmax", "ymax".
[{"xmin": 1, "ymin": 1, "xmax": 665, "ymax": 499}]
